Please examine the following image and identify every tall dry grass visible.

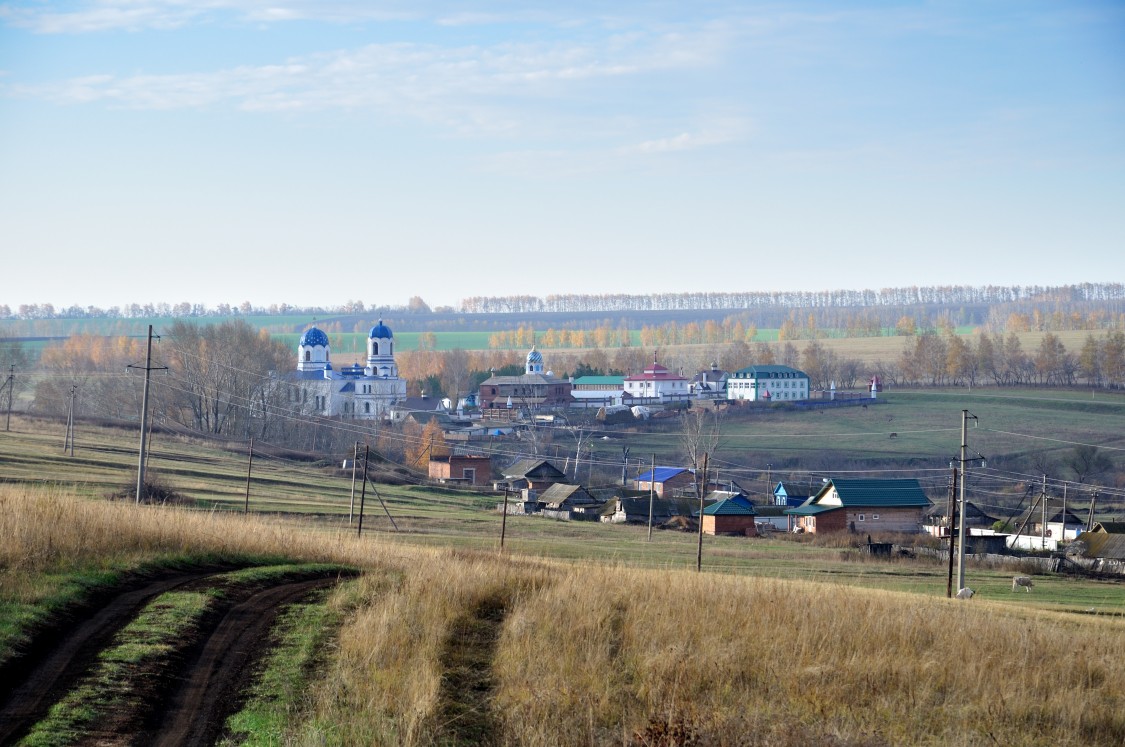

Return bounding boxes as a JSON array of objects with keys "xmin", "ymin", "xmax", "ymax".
[
  {"xmin": 299, "ymin": 552, "xmax": 552, "ymax": 745},
  {"xmin": 493, "ymin": 567, "xmax": 1125, "ymax": 746},
  {"xmin": 4, "ymin": 483, "xmax": 1125, "ymax": 746}
]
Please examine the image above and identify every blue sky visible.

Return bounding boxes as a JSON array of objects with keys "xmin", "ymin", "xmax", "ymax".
[{"xmin": 1, "ymin": 1, "xmax": 1122, "ymax": 311}]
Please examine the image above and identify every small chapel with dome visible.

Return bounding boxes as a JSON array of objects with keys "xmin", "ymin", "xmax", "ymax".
[
  {"xmin": 477, "ymin": 346, "xmax": 573, "ymax": 410},
  {"xmin": 286, "ymin": 320, "xmax": 407, "ymax": 419}
]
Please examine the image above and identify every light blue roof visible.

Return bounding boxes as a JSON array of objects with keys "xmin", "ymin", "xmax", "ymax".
[
  {"xmin": 300, "ymin": 326, "xmax": 329, "ymax": 347},
  {"xmin": 369, "ymin": 319, "xmax": 393, "ymax": 339}
]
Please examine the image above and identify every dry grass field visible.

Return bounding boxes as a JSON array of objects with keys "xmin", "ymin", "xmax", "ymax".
[{"xmin": 2, "ymin": 483, "xmax": 1125, "ymax": 745}]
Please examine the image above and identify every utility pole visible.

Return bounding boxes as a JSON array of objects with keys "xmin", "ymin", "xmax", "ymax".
[
  {"xmin": 4, "ymin": 364, "xmax": 13, "ymax": 431},
  {"xmin": 946, "ymin": 465, "xmax": 957, "ymax": 598},
  {"xmin": 129, "ymin": 325, "xmax": 165, "ymax": 504},
  {"xmin": 500, "ymin": 486, "xmax": 510, "ymax": 551},
  {"xmin": 955, "ymin": 409, "xmax": 978, "ymax": 593},
  {"xmin": 1088, "ymin": 490, "xmax": 1098, "ymax": 531},
  {"xmin": 358, "ymin": 444, "xmax": 369, "ymax": 537},
  {"xmin": 647, "ymin": 454, "xmax": 656, "ymax": 541},
  {"xmin": 243, "ymin": 437, "xmax": 254, "ymax": 515},
  {"xmin": 1062, "ymin": 482, "xmax": 1068, "ymax": 541},
  {"xmin": 621, "ymin": 446, "xmax": 630, "ymax": 487},
  {"xmin": 63, "ymin": 384, "xmax": 76, "ymax": 456},
  {"xmin": 1041, "ymin": 475, "xmax": 1048, "ymax": 549},
  {"xmin": 696, "ymin": 453, "xmax": 709, "ymax": 572},
  {"xmin": 349, "ymin": 442, "xmax": 359, "ymax": 524}
]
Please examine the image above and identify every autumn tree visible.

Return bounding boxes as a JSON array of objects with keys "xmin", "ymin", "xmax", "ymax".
[{"xmin": 164, "ymin": 320, "xmax": 290, "ymax": 438}]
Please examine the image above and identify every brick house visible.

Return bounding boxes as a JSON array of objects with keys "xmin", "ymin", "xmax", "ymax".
[
  {"xmin": 698, "ymin": 496, "xmax": 758, "ymax": 536},
  {"xmin": 631, "ymin": 467, "xmax": 695, "ymax": 498},
  {"xmin": 785, "ymin": 478, "xmax": 932, "ymax": 534},
  {"xmin": 428, "ymin": 455, "xmax": 491, "ymax": 486}
]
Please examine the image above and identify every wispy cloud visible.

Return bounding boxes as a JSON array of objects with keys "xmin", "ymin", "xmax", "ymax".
[
  {"xmin": 0, "ymin": 1, "xmax": 417, "ymax": 33},
  {"xmin": 6, "ymin": 30, "xmax": 725, "ymax": 135}
]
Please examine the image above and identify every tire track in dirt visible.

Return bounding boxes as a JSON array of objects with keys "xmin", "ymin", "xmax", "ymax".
[
  {"xmin": 0, "ymin": 567, "xmax": 232, "ymax": 746},
  {"xmin": 435, "ymin": 592, "xmax": 510, "ymax": 747},
  {"xmin": 143, "ymin": 575, "xmax": 343, "ymax": 747}
]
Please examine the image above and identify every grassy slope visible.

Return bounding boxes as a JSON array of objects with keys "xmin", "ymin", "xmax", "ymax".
[{"xmin": 2, "ymin": 484, "xmax": 1124, "ymax": 746}]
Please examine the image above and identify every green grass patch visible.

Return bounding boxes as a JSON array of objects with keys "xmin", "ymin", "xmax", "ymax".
[
  {"xmin": 20, "ymin": 590, "xmax": 214, "ymax": 747},
  {"xmin": 220, "ymin": 579, "xmax": 361, "ymax": 746}
]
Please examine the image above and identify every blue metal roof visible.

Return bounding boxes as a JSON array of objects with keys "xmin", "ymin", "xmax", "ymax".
[
  {"xmin": 300, "ymin": 326, "xmax": 329, "ymax": 347},
  {"xmin": 635, "ymin": 466, "xmax": 692, "ymax": 483},
  {"xmin": 369, "ymin": 319, "xmax": 393, "ymax": 339}
]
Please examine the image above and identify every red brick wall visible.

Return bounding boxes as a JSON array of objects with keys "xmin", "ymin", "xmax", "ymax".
[{"xmin": 704, "ymin": 515, "xmax": 758, "ymax": 536}]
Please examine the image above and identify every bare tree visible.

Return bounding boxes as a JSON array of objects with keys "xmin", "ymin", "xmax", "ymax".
[{"xmin": 1064, "ymin": 445, "xmax": 1113, "ymax": 485}]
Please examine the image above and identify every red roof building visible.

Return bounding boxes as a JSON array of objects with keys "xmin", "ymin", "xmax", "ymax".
[{"xmin": 624, "ymin": 355, "xmax": 690, "ymax": 402}]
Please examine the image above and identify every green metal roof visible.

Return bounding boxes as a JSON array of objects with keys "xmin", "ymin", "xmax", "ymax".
[
  {"xmin": 573, "ymin": 375, "xmax": 625, "ymax": 386},
  {"xmin": 700, "ymin": 497, "xmax": 757, "ymax": 516},
  {"xmin": 823, "ymin": 478, "xmax": 932, "ymax": 508},
  {"xmin": 731, "ymin": 365, "xmax": 808, "ymax": 379},
  {"xmin": 784, "ymin": 504, "xmax": 841, "ymax": 516}
]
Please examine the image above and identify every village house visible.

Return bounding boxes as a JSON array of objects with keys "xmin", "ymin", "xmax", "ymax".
[
  {"xmin": 623, "ymin": 356, "xmax": 690, "ymax": 403},
  {"xmin": 924, "ymin": 500, "xmax": 1003, "ymax": 538},
  {"xmin": 600, "ymin": 496, "xmax": 692, "ymax": 524},
  {"xmin": 390, "ymin": 393, "xmax": 448, "ymax": 423},
  {"xmin": 785, "ymin": 478, "xmax": 932, "ymax": 534},
  {"xmin": 698, "ymin": 496, "xmax": 758, "ymax": 536},
  {"xmin": 478, "ymin": 347, "xmax": 573, "ymax": 410},
  {"xmin": 1069, "ymin": 522, "xmax": 1125, "ymax": 574},
  {"xmin": 1012, "ymin": 505, "xmax": 1087, "ymax": 542},
  {"xmin": 689, "ymin": 363, "xmax": 730, "ymax": 399},
  {"xmin": 536, "ymin": 483, "xmax": 603, "ymax": 521},
  {"xmin": 428, "ymin": 454, "xmax": 492, "ymax": 486},
  {"xmin": 773, "ymin": 481, "xmax": 810, "ymax": 508},
  {"xmin": 631, "ymin": 466, "xmax": 695, "ymax": 498},
  {"xmin": 570, "ymin": 375, "xmax": 626, "ymax": 408},
  {"xmin": 499, "ymin": 458, "xmax": 569, "ymax": 493},
  {"xmin": 727, "ymin": 365, "xmax": 810, "ymax": 402}
]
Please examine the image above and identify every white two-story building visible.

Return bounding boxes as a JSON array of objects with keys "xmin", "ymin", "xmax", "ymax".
[{"xmin": 726, "ymin": 365, "xmax": 810, "ymax": 402}]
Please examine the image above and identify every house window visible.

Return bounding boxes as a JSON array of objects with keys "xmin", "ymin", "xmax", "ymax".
[
  {"xmin": 463, "ymin": 468, "xmax": 475, "ymax": 483},
  {"xmin": 872, "ymin": 514, "xmax": 880, "ymax": 520},
  {"xmin": 857, "ymin": 514, "xmax": 865, "ymax": 522},
  {"xmin": 304, "ymin": 351, "xmax": 311, "ymax": 362},
  {"xmin": 365, "ymin": 402, "xmax": 371, "ymax": 413}
]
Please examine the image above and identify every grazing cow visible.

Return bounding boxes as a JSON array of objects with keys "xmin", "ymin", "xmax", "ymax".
[
  {"xmin": 955, "ymin": 587, "xmax": 975, "ymax": 599},
  {"xmin": 1012, "ymin": 576, "xmax": 1034, "ymax": 593},
  {"xmin": 889, "ymin": 433, "xmax": 898, "ymax": 439}
]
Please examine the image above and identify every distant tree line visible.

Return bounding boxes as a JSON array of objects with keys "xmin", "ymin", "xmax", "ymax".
[{"xmin": 461, "ymin": 283, "xmax": 1125, "ymax": 314}]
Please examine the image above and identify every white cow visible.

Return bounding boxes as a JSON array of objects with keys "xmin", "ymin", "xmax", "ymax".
[{"xmin": 1012, "ymin": 576, "xmax": 1034, "ymax": 593}]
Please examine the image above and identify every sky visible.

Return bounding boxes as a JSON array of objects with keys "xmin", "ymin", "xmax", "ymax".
[{"xmin": 1, "ymin": 1, "xmax": 1123, "ymax": 312}]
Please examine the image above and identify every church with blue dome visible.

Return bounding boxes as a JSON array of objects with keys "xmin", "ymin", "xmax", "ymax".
[{"xmin": 287, "ymin": 320, "xmax": 407, "ymax": 419}]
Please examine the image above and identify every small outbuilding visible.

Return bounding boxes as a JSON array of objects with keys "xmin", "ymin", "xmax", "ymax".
[{"xmin": 698, "ymin": 496, "xmax": 758, "ymax": 536}]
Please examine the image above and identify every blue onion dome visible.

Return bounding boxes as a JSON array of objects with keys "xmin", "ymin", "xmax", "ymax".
[
  {"xmin": 369, "ymin": 319, "xmax": 393, "ymax": 339},
  {"xmin": 300, "ymin": 326, "xmax": 329, "ymax": 347},
  {"xmin": 526, "ymin": 346, "xmax": 543, "ymax": 364}
]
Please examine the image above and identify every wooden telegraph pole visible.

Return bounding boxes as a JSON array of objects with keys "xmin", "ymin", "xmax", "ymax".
[
  {"xmin": 696, "ymin": 453, "xmax": 709, "ymax": 573},
  {"xmin": 243, "ymin": 437, "xmax": 254, "ymax": 515},
  {"xmin": 349, "ymin": 442, "xmax": 359, "ymax": 523},
  {"xmin": 500, "ymin": 486, "xmax": 510, "ymax": 551},
  {"xmin": 646, "ymin": 454, "xmax": 656, "ymax": 541},
  {"xmin": 358, "ymin": 444, "xmax": 369, "ymax": 537},
  {"xmin": 4, "ymin": 365, "xmax": 13, "ymax": 432},
  {"xmin": 130, "ymin": 325, "xmax": 165, "ymax": 504},
  {"xmin": 946, "ymin": 465, "xmax": 957, "ymax": 598}
]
